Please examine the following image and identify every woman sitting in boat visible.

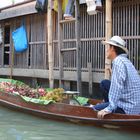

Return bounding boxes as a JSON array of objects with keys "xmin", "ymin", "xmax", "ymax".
[{"xmin": 92, "ymin": 36, "xmax": 140, "ymax": 119}]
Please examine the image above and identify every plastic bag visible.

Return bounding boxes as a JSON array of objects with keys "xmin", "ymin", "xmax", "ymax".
[
  {"xmin": 12, "ymin": 25, "xmax": 28, "ymax": 52},
  {"xmin": 35, "ymin": 0, "xmax": 48, "ymax": 13}
]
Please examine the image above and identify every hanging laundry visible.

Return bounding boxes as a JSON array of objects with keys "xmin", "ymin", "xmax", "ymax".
[
  {"xmin": 63, "ymin": 0, "xmax": 75, "ymax": 20},
  {"xmin": 85, "ymin": 0, "xmax": 102, "ymax": 15},
  {"xmin": 35, "ymin": 0, "xmax": 48, "ymax": 13},
  {"xmin": 53, "ymin": 0, "xmax": 68, "ymax": 13}
]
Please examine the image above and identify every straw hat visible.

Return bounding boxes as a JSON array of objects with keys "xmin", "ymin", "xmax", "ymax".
[{"xmin": 102, "ymin": 36, "xmax": 128, "ymax": 54}]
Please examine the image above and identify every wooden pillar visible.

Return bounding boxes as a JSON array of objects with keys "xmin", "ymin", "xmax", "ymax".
[
  {"xmin": 10, "ymin": 42, "xmax": 14, "ymax": 79},
  {"xmin": 75, "ymin": 0, "xmax": 82, "ymax": 95},
  {"xmin": 32, "ymin": 78, "xmax": 38, "ymax": 88},
  {"xmin": 105, "ymin": 0, "xmax": 112, "ymax": 79},
  {"xmin": 10, "ymin": 22, "xmax": 15, "ymax": 79},
  {"xmin": 58, "ymin": 0, "xmax": 64, "ymax": 88},
  {"xmin": 88, "ymin": 63, "xmax": 92, "ymax": 97},
  {"xmin": 47, "ymin": 0, "xmax": 54, "ymax": 88}
]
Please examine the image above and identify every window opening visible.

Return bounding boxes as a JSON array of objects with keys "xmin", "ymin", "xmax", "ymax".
[{"xmin": 4, "ymin": 25, "xmax": 10, "ymax": 65}]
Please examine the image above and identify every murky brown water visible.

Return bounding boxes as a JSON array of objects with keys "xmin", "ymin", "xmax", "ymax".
[{"xmin": 0, "ymin": 106, "xmax": 139, "ymax": 140}]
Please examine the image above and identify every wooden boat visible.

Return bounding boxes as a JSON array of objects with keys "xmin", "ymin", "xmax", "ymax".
[{"xmin": 0, "ymin": 91, "xmax": 140, "ymax": 132}]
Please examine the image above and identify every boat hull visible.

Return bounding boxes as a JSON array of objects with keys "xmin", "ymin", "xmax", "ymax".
[{"xmin": 0, "ymin": 92, "xmax": 140, "ymax": 131}]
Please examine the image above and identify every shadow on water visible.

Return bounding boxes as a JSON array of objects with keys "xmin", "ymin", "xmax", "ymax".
[{"xmin": 0, "ymin": 106, "xmax": 139, "ymax": 140}]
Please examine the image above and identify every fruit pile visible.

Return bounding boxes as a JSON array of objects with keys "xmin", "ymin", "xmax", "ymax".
[
  {"xmin": 40, "ymin": 88, "xmax": 67, "ymax": 102},
  {"xmin": 0, "ymin": 81, "xmax": 66, "ymax": 102},
  {"xmin": 0, "ymin": 81, "xmax": 40, "ymax": 98}
]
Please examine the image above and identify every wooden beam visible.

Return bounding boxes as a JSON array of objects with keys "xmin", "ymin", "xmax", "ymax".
[
  {"xmin": 47, "ymin": 0, "xmax": 54, "ymax": 88},
  {"xmin": 0, "ymin": 68, "xmax": 104, "ymax": 83},
  {"xmin": 10, "ymin": 23, "xmax": 14, "ymax": 79},
  {"xmin": 88, "ymin": 63, "xmax": 93, "ymax": 97},
  {"xmin": 0, "ymin": 0, "xmax": 35, "ymax": 11},
  {"xmin": 75, "ymin": 0, "xmax": 82, "ymax": 94},
  {"xmin": 0, "ymin": 1, "xmax": 37, "ymax": 20},
  {"xmin": 58, "ymin": 0, "xmax": 64, "ymax": 88},
  {"xmin": 105, "ymin": 0, "xmax": 112, "ymax": 79}
]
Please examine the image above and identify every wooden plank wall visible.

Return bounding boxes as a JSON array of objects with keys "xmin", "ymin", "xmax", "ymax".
[
  {"xmin": 29, "ymin": 14, "xmax": 47, "ymax": 69},
  {"xmin": 5, "ymin": 14, "xmax": 48, "ymax": 69},
  {"xmin": 113, "ymin": 0, "xmax": 140, "ymax": 71},
  {"xmin": 53, "ymin": 0, "xmax": 140, "ymax": 73},
  {"xmin": 12, "ymin": 17, "xmax": 29, "ymax": 68},
  {"xmin": 0, "ymin": 0, "xmax": 139, "ymax": 82},
  {"xmin": 53, "ymin": 4, "xmax": 105, "ymax": 73}
]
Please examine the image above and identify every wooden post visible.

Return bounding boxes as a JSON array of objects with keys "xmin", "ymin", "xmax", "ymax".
[
  {"xmin": 47, "ymin": 0, "xmax": 54, "ymax": 88},
  {"xmin": 88, "ymin": 63, "xmax": 93, "ymax": 97},
  {"xmin": 58, "ymin": 0, "xmax": 64, "ymax": 88},
  {"xmin": 105, "ymin": 0, "xmax": 112, "ymax": 79},
  {"xmin": 1, "ymin": 22, "xmax": 4, "ymax": 67},
  {"xmin": 75, "ymin": 0, "xmax": 82, "ymax": 95},
  {"xmin": 10, "ymin": 24, "xmax": 14, "ymax": 79},
  {"xmin": 64, "ymin": 81, "xmax": 70, "ymax": 91},
  {"xmin": 32, "ymin": 78, "xmax": 38, "ymax": 88},
  {"xmin": 10, "ymin": 44, "xmax": 14, "ymax": 79}
]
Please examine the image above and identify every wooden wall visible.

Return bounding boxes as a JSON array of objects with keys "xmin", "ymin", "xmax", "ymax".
[
  {"xmin": 113, "ymin": 0, "xmax": 140, "ymax": 71},
  {"xmin": 53, "ymin": 0, "xmax": 140, "ymax": 73},
  {"xmin": 0, "ymin": 14, "xmax": 47, "ymax": 69},
  {"xmin": 0, "ymin": 0, "xmax": 139, "ymax": 83}
]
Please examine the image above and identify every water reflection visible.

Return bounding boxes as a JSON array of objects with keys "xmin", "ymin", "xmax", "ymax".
[{"xmin": 0, "ymin": 106, "xmax": 139, "ymax": 140}]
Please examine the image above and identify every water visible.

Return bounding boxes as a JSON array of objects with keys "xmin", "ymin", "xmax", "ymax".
[{"xmin": 0, "ymin": 106, "xmax": 139, "ymax": 140}]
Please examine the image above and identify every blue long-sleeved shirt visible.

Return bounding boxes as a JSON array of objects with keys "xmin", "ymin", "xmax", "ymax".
[{"xmin": 104, "ymin": 54, "xmax": 140, "ymax": 114}]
